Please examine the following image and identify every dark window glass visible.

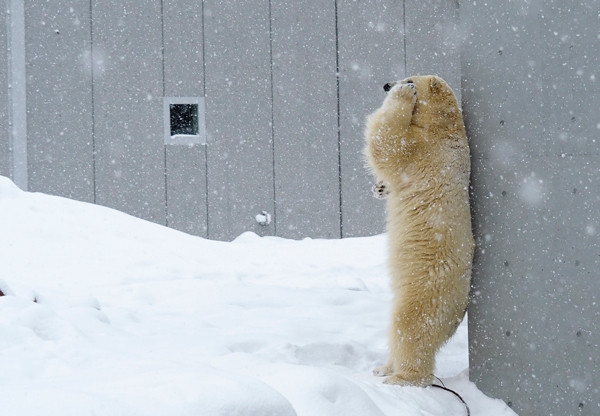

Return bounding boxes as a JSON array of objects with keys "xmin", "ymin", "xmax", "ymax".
[{"xmin": 169, "ymin": 104, "xmax": 198, "ymax": 135}]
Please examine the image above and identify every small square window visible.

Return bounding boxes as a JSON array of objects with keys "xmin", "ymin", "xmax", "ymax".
[
  {"xmin": 170, "ymin": 104, "xmax": 198, "ymax": 136},
  {"xmin": 164, "ymin": 97, "xmax": 205, "ymax": 145}
]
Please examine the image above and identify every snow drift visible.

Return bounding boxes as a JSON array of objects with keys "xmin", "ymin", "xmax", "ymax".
[{"xmin": 0, "ymin": 176, "xmax": 515, "ymax": 415}]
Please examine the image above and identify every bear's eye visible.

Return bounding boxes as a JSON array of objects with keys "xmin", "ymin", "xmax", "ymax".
[{"xmin": 405, "ymin": 79, "xmax": 414, "ymax": 84}]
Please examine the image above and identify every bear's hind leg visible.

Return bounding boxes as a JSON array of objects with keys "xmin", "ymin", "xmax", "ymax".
[{"xmin": 384, "ymin": 299, "xmax": 436, "ymax": 387}]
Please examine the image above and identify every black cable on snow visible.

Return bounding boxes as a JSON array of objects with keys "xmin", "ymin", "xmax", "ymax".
[{"xmin": 431, "ymin": 384, "xmax": 471, "ymax": 416}]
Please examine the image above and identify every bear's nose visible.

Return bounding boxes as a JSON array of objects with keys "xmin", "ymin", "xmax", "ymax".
[{"xmin": 383, "ymin": 83, "xmax": 394, "ymax": 92}]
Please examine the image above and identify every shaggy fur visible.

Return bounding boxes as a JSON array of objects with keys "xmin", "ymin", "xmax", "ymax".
[{"xmin": 364, "ymin": 75, "xmax": 474, "ymax": 386}]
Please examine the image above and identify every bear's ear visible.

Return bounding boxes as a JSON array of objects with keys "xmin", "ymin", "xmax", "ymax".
[{"xmin": 429, "ymin": 77, "xmax": 441, "ymax": 92}]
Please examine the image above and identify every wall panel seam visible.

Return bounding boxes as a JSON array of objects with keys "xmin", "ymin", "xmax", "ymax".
[
  {"xmin": 402, "ymin": 0, "xmax": 407, "ymax": 75},
  {"xmin": 160, "ymin": 0, "xmax": 169, "ymax": 227},
  {"xmin": 334, "ymin": 0, "xmax": 343, "ymax": 238},
  {"xmin": 89, "ymin": 0, "xmax": 96, "ymax": 203},
  {"xmin": 201, "ymin": 0, "xmax": 209, "ymax": 236},
  {"xmin": 268, "ymin": 0, "xmax": 277, "ymax": 236}
]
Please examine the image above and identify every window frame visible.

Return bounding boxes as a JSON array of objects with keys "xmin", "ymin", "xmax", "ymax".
[{"xmin": 163, "ymin": 97, "xmax": 206, "ymax": 145}]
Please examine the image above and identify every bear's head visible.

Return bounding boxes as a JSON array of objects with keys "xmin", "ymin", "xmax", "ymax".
[{"xmin": 384, "ymin": 75, "xmax": 463, "ymax": 132}]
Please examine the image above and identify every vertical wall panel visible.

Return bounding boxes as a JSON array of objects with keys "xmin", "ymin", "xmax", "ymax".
[
  {"xmin": 24, "ymin": 1, "xmax": 93, "ymax": 201},
  {"xmin": 204, "ymin": 0, "xmax": 274, "ymax": 240},
  {"xmin": 163, "ymin": 0, "xmax": 207, "ymax": 236},
  {"xmin": 5, "ymin": 0, "xmax": 26, "ymax": 189},
  {"xmin": 0, "ymin": 0, "xmax": 8, "ymax": 177},
  {"xmin": 337, "ymin": 0, "xmax": 405, "ymax": 237},
  {"xmin": 271, "ymin": 0, "xmax": 340, "ymax": 239},
  {"xmin": 163, "ymin": 0, "xmax": 203, "ymax": 98},
  {"xmin": 165, "ymin": 145, "xmax": 207, "ymax": 236},
  {"xmin": 405, "ymin": 0, "xmax": 461, "ymax": 102},
  {"xmin": 463, "ymin": 1, "xmax": 600, "ymax": 415},
  {"xmin": 93, "ymin": 0, "xmax": 165, "ymax": 224}
]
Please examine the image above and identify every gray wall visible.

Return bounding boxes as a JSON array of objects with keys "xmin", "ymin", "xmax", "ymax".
[
  {"xmin": 1, "ymin": 0, "xmax": 461, "ymax": 241},
  {"xmin": 93, "ymin": 0, "xmax": 166, "ymax": 225},
  {"xmin": 3, "ymin": 0, "xmax": 28, "ymax": 188},
  {"xmin": 25, "ymin": 0, "xmax": 94, "ymax": 202},
  {"xmin": 0, "ymin": 0, "xmax": 7, "ymax": 177},
  {"xmin": 271, "ymin": 0, "xmax": 340, "ymax": 238},
  {"xmin": 463, "ymin": 1, "xmax": 600, "ymax": 415},
  {"xmin": 203, "ymin": 0, "xmax": 275, "ymax": 240}
]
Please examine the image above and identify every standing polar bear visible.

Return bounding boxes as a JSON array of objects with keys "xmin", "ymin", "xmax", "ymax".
[{"xmin": 364, "ymin": 75, "xmax": 474, "ymax": 386}]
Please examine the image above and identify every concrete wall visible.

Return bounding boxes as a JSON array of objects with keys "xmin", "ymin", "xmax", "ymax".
[{"xmin": 463, "ymin": 1, "xmax": 600, "ymax": 414}]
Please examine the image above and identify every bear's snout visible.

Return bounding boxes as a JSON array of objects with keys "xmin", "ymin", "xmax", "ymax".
[{"xmin": 384, "ymin": 80, "xmax": 414, "ymax": 93}]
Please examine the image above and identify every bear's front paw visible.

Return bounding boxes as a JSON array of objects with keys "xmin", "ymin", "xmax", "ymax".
[
  {"xmin": 389, "ymin": 82, "xmax": 417, "ymax": 102},
  {"xmin": 372, "ymin": 181, "xmax": 390, "ymax": 199}
]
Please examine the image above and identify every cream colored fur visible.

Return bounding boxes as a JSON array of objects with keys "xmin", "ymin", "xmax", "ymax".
[{"xmin": 364, "ymin": 75, "xmax": 474, "ymax": 386}]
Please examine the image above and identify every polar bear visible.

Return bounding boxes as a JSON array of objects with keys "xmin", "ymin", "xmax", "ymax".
[{"xmin": 364, "ymin": 75, "xmax": 474, "ymax": 386}]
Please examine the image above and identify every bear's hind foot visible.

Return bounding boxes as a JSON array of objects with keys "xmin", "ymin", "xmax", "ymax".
[
  {"xmin": 383, "ymin": 372, "xmax": 433, "ymax": 387},
  {"xmin": 373, "ymin": 364, "xmax": 394, "ymax": 377}
]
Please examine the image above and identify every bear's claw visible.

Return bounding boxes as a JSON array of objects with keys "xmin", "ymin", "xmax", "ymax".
[
  {"xmin": 372, "ymin": 181, "xmax": 390, "ymax": 199},
  {"xmin": 373, "ymin": 364, "xmax": 394, "ymax": 377}
]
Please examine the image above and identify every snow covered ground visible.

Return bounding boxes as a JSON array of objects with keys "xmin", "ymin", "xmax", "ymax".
[{"xmin": 0, "ymin": 175, "xmax": 515, "ymax": 415}]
